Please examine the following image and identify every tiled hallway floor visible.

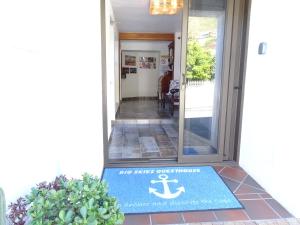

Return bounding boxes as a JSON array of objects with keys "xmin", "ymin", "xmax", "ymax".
[
  {"xmin": 122, "ymin": 166, "xmax": 294, "ymax": 225},
  {"xmin": 108, "ymin": 121, "xmax": 214, "ymax": 160},
  {"xmin": 117, "ymin": 100, "xmax": 172, "ymax": 119},
  {"xmin": 108, "ymin": 121, "xmax": 178, "ymax": 160}
]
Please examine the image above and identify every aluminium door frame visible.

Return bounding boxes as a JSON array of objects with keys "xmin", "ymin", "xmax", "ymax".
[
  {"xmin": 103, "ymin": 0, "xmax": 251, "ymax": 167},
  {"xmin": 178, "ymin": 0, "xmax": 239, "ymax": 163}
]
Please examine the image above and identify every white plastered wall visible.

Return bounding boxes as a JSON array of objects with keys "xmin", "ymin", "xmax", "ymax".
[
  {"xmin": 120, "ymin": 41, "xmax": 171, "ymax": 99},
  {"xmin": 121, "ymin": 51, "xmax": 160, "ymax": 98},
  {"xmin": 240, "ymin": 0, "xmax": 300, "ymax": 217},
  {"xmin": 0, "ymin": 0, "xmax": 104, "ymax": 205}
]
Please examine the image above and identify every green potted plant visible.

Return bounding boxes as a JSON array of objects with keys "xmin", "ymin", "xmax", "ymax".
[{"xmin": 8, "ymin": 174, "xmax": 124, "ymax": 225}]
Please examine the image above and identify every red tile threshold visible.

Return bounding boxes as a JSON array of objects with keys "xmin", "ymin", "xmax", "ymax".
[
  {"xmin": 151, "ymin": 212, "xmax": 184, "ymax": 225},
  {"xmin": 123, "ymin": 214, "xmax": 151, "ymax": 225},
  {"xmin": 214, "ymin": 209, "xmax": 249, "ymax": 221},
  {"xmin": 182, "ymin": 211, "xmax": 217, "ymax": 223},
  {"xmin": 240, "ymin": 199, "xmax": 280, "ymax": 220},
  {"xmin": 219, "ymin": 167, "xmax": 248, "ymax": 182}
]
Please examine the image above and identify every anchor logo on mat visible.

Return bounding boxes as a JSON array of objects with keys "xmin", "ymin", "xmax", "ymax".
[{"xmin": 149, "ymin": 174, "xmax": 185, "ymax": 199}]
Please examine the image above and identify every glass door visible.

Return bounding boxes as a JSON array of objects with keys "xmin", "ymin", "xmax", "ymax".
[{"xmin": 178, "ymin": 0, "xmax": 235, "ymax": 163}]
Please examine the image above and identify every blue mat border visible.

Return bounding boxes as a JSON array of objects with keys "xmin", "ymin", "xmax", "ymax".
[{"xmin": 101, "ymin": 166, "xmax": 244, "ymax": 215}]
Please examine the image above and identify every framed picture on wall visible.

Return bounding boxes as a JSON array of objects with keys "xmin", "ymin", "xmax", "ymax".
[
  {"xmin": 138, "ymin": 57, "xmax": 157, "ymax": 69},
  {"xmin": 160, "ymin": 55, "xmax": 169, "ymax": 65},
  {"xmin": 124, "ymin": 55, "xmax": 136, "ymax": 66},
  {"xmin": 121, "ymin": 67, "xmax": 129, "ymax": 79},
  {"xmin": 130, "ymin": 68, "xmax": 137, "ymax": 74}
]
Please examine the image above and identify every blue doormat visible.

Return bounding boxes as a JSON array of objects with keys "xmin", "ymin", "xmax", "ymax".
[{"xmin": 102, "ymin": 166, "xmax": 243, "ymax": 214}]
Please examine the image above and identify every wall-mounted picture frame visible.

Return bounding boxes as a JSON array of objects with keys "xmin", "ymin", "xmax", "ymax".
[
  {"xmin": 121, "ymin": 67, "xmax": 129, "ymax": 79},
  {"xmin": 139, "ymin": 57, "xmax": 157, "ymax": 69},
  {"xmin": 124, "ymin": 55, "xmax": 136, "ymax": 66},
  {"xmin": 160, "ymin": 55, "xmax": 169, "ymax": 65},
  {"xmin": 122, "ymin": 67, "xmax": 129, "ymax": 74},
  {"xmin": 130, "ymin": 68, "xmax": 137, "ymax": 74}
]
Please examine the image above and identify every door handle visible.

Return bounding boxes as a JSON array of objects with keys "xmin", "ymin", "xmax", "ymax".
[{"xmin": 182, "ymin": 73, "xmax": 187, "ymax": 86}]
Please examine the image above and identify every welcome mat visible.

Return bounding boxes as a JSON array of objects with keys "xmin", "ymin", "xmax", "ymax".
[{"xmin": 102, "ymin": 166, "xmax": 243, "ymax": 214}]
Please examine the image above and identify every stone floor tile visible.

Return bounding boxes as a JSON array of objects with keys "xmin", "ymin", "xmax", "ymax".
[
  {"xmin": 214, "ymin": 210, "xmax": 249, "ymax": 221},
  {"xmin": 151, "ymin": 213, "xmax": 184, "ymax": 225},
  {"xmin": 220, "ymin": 167, "xmax": 248, "ymax": 182},
  {"xmin": 123, "ymin": 214, "xmax": 151, "ymax": 225},
  {"xmin": 240, "ymin": 200, "xmax": 280, "ymax": 220},
  {"xmin": 236, "ymin": 193, "xmax": 261, "ymax": 200},
  {"xmin": 235, "ymin": 184, "xmax": 266, "ymax": 195},
  {"xmin": 260, "ymin": 193, "xmax": 273, "ymax": 199},
  {"xmin": 214, "ymin": 166, "xmax": 225, "ymax": 173},
  {"xmin": 221, "ymin": 177, "xmax": 240, "ymax": 192},
  {"xmin": 182, "ymin": 211, "xmax": 217, "ymax": 223},
  {"xmin": 243, "ymin": 176, "xmax": 264, "ymax": 190},
  {"xmin": 265, "ymin": 199, "xmax": 293, "ymax": 218},
  {"xmin": 108, "ymin": 153, "xmax": 122, "ymax": 159},
  {"xmin": 109, "ymin": 146, "xmax": 123, "ymax": 154}
]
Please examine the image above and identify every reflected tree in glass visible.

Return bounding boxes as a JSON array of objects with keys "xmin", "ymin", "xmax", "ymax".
[{"xmin": 186, "ymin": 40, "xmax": 215, "ymax": 81}]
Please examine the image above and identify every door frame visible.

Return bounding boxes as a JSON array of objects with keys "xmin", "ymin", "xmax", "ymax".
[
  {"xmin": 102, "ymin": 0, "xmax": 251, "ymax": 167},
  {"xmin": 177, "ymin": 0, "xmax": 248, "ymax": 163}
]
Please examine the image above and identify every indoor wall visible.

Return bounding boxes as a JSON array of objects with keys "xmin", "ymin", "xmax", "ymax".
[
  {"xmin": 120, "ymin": 40, "xmax": 170, "ymax": 99},
  {"xmin": 121, "ymin": 50, "xmax": 160, "ymax": 98}
]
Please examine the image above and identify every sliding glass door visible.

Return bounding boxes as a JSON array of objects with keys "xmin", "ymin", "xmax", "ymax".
[{"xmin": 178, "ymin": 0, "xmax": 235, "ymax": 163}]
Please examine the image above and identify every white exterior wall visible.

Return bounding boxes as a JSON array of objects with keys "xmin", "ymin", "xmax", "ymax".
[
  {"xmin": 0, "ymin": 0, "xmax": 104, "ymax": 205},
  {"xmin": 240, "ymin": 0, "xmax": 300, "ymax": 217}
]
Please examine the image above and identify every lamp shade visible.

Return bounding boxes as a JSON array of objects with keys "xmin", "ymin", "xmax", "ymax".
[{"xmin": 150, "ymin": 0, "xmax": 184, "ymax": 15}]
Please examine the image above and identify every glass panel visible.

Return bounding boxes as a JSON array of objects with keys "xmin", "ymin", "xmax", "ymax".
[{"xmin": 183, "ymin": 0, "xmax": 226, "ymax": 156}]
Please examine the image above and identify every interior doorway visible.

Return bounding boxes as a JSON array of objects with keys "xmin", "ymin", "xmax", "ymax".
[
  {"xmin": 104, "ymin": 0, "xmax": 249, "ymax": 165},
  {"xmin": 110, "ymin": 42, "xmax": 180, "ymax": 161}
]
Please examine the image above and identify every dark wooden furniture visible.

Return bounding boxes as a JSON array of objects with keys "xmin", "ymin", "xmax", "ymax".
[
  {"xmin": 166, "ymin": 89, "xmax": 180, "ymax": 116},
  {"xmin": 168, "ymin": 41, "xmax": 174, "ymax": 77},
  {"xmin": 159, "ymin": 71, "xmax": 172, "ymax": 108},
  {"xmin": 157, "ymin": 40, "xmax": 176, "ymax": 112}
]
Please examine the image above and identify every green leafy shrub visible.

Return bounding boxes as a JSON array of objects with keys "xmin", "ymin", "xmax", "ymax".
[
  {"xmin": 8, "ymin": 174, "xmax": 124, "ymax": 225},
  {"xmin": 186, "ymin": 40, "xmax": 215, "ymax": 81}
]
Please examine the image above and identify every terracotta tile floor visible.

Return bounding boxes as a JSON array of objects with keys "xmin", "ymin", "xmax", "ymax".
[{"xmin": 122, "ymin": 166, "xmax": 294, "ymax": 225}]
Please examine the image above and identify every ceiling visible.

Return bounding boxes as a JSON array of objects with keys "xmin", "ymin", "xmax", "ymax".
[{"xmin": 110, "ymin": 0, "xmax": 182, "ymax": 33}]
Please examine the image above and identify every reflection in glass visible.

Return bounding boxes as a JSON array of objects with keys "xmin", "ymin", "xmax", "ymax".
[{"xmin": 183, "ymin": 0, "xmax": 226, "ymax": 156}]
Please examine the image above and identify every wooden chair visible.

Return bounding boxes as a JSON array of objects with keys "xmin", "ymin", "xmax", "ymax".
[
  {"xmin": 166, "ymin": 80, "xmax": 180, "ymax": 116},
  {"xmin": 159, "ymin": 71, "xmax": 172, "ymax": 108}
]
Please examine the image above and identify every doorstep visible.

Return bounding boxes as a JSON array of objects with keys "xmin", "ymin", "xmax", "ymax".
[
  {"xmin": 122, "ymin": 166, "xmax": 295, "ymax": 225},
  {"xmin": 124, "ymin": 218, "xmax": 300, "ymax": 225}
]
